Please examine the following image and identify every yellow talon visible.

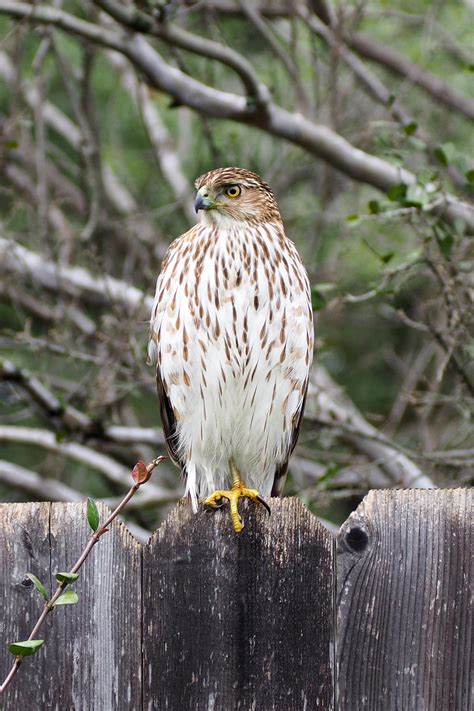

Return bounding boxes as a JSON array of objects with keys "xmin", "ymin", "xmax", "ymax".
[{"xmin": 203, "ymin": 460, "xmax": 270, "ymax": 533}]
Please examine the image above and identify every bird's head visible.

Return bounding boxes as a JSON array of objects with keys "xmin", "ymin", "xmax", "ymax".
[{"xmin": 194, "ymin": 167, "xmax": 281, "ymax": 226}]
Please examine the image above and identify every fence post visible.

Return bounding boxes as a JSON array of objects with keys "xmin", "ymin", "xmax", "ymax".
[
  {"xmin": 142, "ymin": 497, "xmax": 335, "ymax": 709},
  {"xmin": 337, "ymin": 488, "xmax": 472, "ymax": 711}
]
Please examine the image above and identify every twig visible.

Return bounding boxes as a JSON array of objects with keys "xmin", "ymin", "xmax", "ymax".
[
  {"xmin": 0, "ymin": 455, "xmax": 166, "ymax": 694},
  {"xmin": 0, "ymin": 459, "xmax": 154, "ymax": 541}
]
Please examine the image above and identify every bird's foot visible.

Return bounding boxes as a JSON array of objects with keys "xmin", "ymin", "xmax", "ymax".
[{"xmin": 204, "ymin": 483, "xmax": 270, "ymax": 533}]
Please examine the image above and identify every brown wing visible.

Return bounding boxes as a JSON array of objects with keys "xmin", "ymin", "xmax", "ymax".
[
  {"xmin": 271, "ymin": 380, "xmax": 309, "ymax": 497},
  {"xmin": 156, "ymin": 367, "xmax": 184, "ymax": 470}
]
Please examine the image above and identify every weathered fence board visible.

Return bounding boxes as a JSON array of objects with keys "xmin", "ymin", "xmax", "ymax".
[
  {"xmin": 0, "ymin": 503, "xmax": 51, "ymax": 708},
  {"xmin": 0, "ymin": 490, "xmax": 472, "ymax": 710},
  {"xmin": 143, "ymin": 498, "xmax": 335, "ymax": 710},
  {"xmin": 337, "ymin": 489, "xmax": 472, "ymax": 711},
  {"xmin": 0, "ymin": 502, "xmax": 142, "ymax": 711}
]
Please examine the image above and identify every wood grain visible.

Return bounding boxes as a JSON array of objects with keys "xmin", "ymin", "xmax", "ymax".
[
  {"xmin": 337, "ymin": 488, "xmax": 473, "ymax": 711},
  {"xmin": 142, "ymin": 497, "xmax": 335, "ymax": 710},
  {"xmin": 0, "ymin": 502, "xmax": 142, "ymax": 710},
  {"xmin": 0, "ymin": 502, "xmax": 51, "ymax": 708}
]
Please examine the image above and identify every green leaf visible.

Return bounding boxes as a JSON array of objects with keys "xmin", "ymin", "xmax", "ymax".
[
  {"xmin": 55, "ymin": 572, "xmax": 79, "ymax": 584},
  {"xmin": 346, "ymin": 213, "xmax": 359, "ymax": 222},
  {"xmin": 53, "ymin": 590, "xmax": 79, "ymax": 606},
  {"xmin": 26, "ymin": 574, "xmax": 48, "ymax": 601},
  {"xmin": 9, "ymin": 640, "xmax": 44, "ymax": 657},
  {"xmin": 311, "ymin": 289, "xmax": 326, "ymax": 311},
  {"xmin": 318, "ymin": 463, "xmax": 341, "ymax": 485},
  {"xmin": 407, "ymin": 137, "xmax": 426, "ymax": 152},
  {"xmin": 437, "ymin": 232, "xmax": 454, "ymax": 258},
  {"xmin": 380, "ymin": 252, "xmax": 394, "ymax": 264},
  {"xmin": 433, "ymin": 147, "xmax": 447, "ymax": 166},
  {"xmin": 86, "ymin": 497, "xmax": 99, "ymax": 532},
  {"xmin": 417, "ymin": 168, "xmax": 437, "ymax": 186},
  {"xmin": 387, "ymin": 183, "xmax": 407, "ymax": 202},
  {"xmin": 466, "ymin": 169, "xmax": 474, "ymax": 184},
  {"xmin": 403, "ymin": 121, "xmax": 418, "ymax": 135},
  {"xmin": 405, "ymin": 184, "xmax": 429, "ymax": 208},
  {"xmin": 368, "ymin": 200, "xmax": 380, "ymax": 214},
  {"xmin": 434, "ymin": 142, "xmax": 456, "ymax": 167}
]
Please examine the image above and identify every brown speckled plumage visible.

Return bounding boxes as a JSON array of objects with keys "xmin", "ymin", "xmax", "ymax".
[{"xmin": 148, "ymin": 167, "xmax": 314, "ymax": 509}]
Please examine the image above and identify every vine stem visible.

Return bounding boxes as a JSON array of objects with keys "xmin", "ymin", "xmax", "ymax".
[{"xmin": 0, "ymin": 455, "xmax": 166, "ymax": 694}]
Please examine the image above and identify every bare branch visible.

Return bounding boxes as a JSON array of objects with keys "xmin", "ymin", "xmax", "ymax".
[
  {"xmin": 93, "ymin": 0, "xmax": 270, "ymax": 106},
  {"xmin": 0, "ymin": 460, "xmax": 153, "ymax": 541},
  {"xmin": 106, "ymin": 50, "xmax": 195, "ymax": 225},
  {"xmin": 0, "ymin": 459, "xmax": 83, "ymax": 502},
  {"xmin": 0, "ymin": 236, "xmax": 153, "ymax": 315},
  {"xmin": 345, "ymin": 30, "xmax": 474, "ymax": 121},
  {"xmin": 0, "ymin": 49, "xmax": 140, "ymax": 221},
  {"xmin": 1, "ymin": 358, "xmax": 165, "ymax": 445},
  {"xmin": 0, "ymin": 425, "xmax": 173, "ymax": 506},
  {"xmin": 238, "ymin": 1, "xmax": 311, "ymax": 112},
  {"xmin": 306, "ymin": 367, "xmax": 436, "ymax": 489}
]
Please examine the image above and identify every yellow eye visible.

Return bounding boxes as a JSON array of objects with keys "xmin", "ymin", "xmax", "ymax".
[{"xmin": 225, "ymin": 185, "xmax": 241, "ymax": 199}]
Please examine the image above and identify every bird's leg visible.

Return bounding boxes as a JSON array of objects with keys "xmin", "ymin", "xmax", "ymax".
[{"xmin": 203, "ymin": 459, "xmax": 270, "ymax": 533}]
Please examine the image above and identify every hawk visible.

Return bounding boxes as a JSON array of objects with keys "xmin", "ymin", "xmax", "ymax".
[{"xmin": 148, "ymin": 167, "xmax": 313, "ymax": 532}]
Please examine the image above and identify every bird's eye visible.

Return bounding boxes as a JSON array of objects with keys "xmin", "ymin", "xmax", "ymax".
[{"xmin": 225, "ymin": 185, "xmax": 241, "ymax": 199}]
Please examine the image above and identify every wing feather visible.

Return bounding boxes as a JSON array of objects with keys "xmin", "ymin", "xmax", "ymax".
[
  {"xmin": 156, "ymin": 367, "xmax": 184, "ymax": 469},
  {"xmin": 271, "ymin": 380, "xmax": 309, "ymax": 497}
]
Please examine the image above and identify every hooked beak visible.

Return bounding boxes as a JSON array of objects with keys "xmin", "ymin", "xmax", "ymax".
[{"xmin": 194, "ymin": 191, "xmax": 215, "ymax": 213}]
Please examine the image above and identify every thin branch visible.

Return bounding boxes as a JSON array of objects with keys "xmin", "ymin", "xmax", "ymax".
[
  {"xmin": 0, "ymin": 358, "xmax": 165, "ymax": 446},
  {"xmin": 238, "ymin": 1, "xmax": 311, "ymax": 113},
  {"xmin": 345, "ymin": 30, "xmax": 474, "ymax": 121},
  {"xmin": 0, "ymin": 455, "xmax": 166, "ymax": 695},
  {"xmin": 106, "ymin": 50, "xmax": 196, "ymax": 225},
  {"xmin": 0, "ymin": 459, "xmax": 153, "ymax": 541},
  {"xmin": 2, "ymin": 159, "xmax": 76, "ymax": 246},
  {"xmin": 0, "ymin": 50, "xmax": 141, "ymax": 218}
]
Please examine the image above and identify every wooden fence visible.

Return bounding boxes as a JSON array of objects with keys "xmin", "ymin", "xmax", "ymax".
[{"xmin": 0, "ymin": 489, "xmax": 471, "ymax": 710}]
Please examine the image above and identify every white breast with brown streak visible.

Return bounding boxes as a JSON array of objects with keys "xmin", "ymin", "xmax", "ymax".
[{"xmin": 149, "ymin": 221, "xmax": 313, "ymax": 510}]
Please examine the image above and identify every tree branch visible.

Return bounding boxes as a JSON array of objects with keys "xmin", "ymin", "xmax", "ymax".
[
  {"xmin": 345, "ymin": 30, "xmax": 474, "ymax": 121},
  {"xmin": 0, "ymin": 2, "xmax": 472, "ymax": 231},
  {"xmin": 0, "ymin": 425, "xmax": 174, "ymax": 506},
  {"xmin": 306, "ymin": 367, "xmax": 436, "ymax": 488},
  {"xmin": 106, "ymin": 50, "xmax": 196, "ymax": 225},
  {"xmin": 93, "ymin": 0, "xmax": 270, "ymax": 108},
  {"xmin": 0, "ymin": 236, "xmax": 153, "ymax": 314},
  {"xmin": 1, "ymin": 358, "xmax": 165, "ymax": 446}
]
